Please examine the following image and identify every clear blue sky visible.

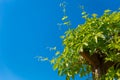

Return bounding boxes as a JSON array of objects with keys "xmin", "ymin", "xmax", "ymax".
[{"xmin": 0, "ymin": 0, "xmax": 120, "ymax": 80}]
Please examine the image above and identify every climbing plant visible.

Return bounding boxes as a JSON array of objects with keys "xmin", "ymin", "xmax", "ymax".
[{"xmin": 50, "ymin": 9, "xmax": 120, "ymax": 80}]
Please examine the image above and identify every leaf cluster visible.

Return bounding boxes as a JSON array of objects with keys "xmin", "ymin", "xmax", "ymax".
[{"xmin": 52, "ymin": 9, "xmax": 120, "ymax": 80}]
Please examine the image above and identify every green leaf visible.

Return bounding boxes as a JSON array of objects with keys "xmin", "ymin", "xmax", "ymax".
[
  {"xmin": 92, "ymin": 13, "xmax": 97, "ymax": 18},
  {"xmin": 104, "ymin": 9, "xmax": 111, "ymax": 13},
  {"xmin": 50, "ymin": 46, "xmax": 56, "ymax": 51},
  {"xmin": 116, "ymin": 69, "xmax": 120, "ymax": 77},
  {"xmin": 53, "ymin": 47, "xmax": 56, "ymax": 50},
  {"xmin": 95, "ymin": 36, "xmax": 98, "ymax": 43},
  {"xmin": 43, "ymin": 58, "xmax": 48, "ymax": 61},
  {"xmin": 55, "ymin": 51, "xmax": 60, "ymax": 56},
  {"xmin": 60, "ymin": 35, "xmax": 65, "ymax": 39},
  {"xmin": 83, "ymin": 42, "xmax": 88, "ymax": 46},
  {"xmin": 98, "ymin": 33, "xmax": 105, "ymax": 40},
  {"xmin": 81, "ymin": 11, "xmax": 86, "ymax": 15},
  {"xmin": 62, "ymin": 16, "xmax": 68, "ymax": 21},
  {"xmin": 53, "ymin": 63, "xmax": 58, "ymax": 70},
  {"xmin": 67, "ymin": 72, "xmax": 72, "ymax": 77},
  {"xmin": 105, "ymin": 57, "xmax": 113, "ymax": 61},
  {"xmin": 58, "ymin": 70, "xmax": 62, "ymax": 76},
  {"xmin": 64, "ymin": 21, "xmax": 71, "ymax": 26},
  {"xmin": 79, "ymin": 46, "xmax": 83, "ymax": 52},
  {"xmin": 50, "ymin": 59, "xmax": 55, "ymax": 64},
  {"xmin": 66, "ymin": 76, "xmax": 70, "ymax": 80},
  {"xmin": 65, "ymin": 63, "xmax": 69, "ymax": 67}
]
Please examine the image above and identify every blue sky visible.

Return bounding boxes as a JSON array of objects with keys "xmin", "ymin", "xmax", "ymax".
[{"xmin": 0, "ymin": 0, "xmax": 120, "ymax": 80}]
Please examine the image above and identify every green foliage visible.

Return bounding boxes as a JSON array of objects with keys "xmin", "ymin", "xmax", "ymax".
[{"xmin": 52, "ymin": 9, "xmax": 120, "ymax": 79}]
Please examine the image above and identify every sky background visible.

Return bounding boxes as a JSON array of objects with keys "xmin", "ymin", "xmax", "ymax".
[{"xmin": 0, "ymin": 0, "xmax": 120, "ymax": 80}]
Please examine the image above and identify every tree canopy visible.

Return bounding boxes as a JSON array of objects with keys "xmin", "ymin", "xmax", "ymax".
[{"xmin": 51, "ymin": 9, "xmax": 120, "ymax": 80}]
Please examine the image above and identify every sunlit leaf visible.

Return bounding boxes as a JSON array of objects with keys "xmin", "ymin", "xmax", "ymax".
[
  {"xmin": 53, "ymin": 63, "xmax": 58, "ymax": 70},
  {"xmin": 60, "ymin": 35, "xmax": 65, "ymax": 39},
  {"xmin": 50, "ymin": 59, "xmax": 55, "ymax": 64},
  {"xmin": 92, "ymin": 13, "xmax": 98, "ymax": 18},
  {"xmin": 55, "ymin": 51, "xmax": 60, "ymax": 56},
  {"xmin": 83, "ymin": 42, "xmax": 88, "ymax": 46},
  {"xmin": 81, "ymin": 11, "xmax": 86, "ymax": 15},
  {"xmin": 62, "ymin": 16, "xmax": 68, "ymax": 21},
  {"xmin": 64, "ymin": 21, "xmax": 71, "ymax": 26},
  {"xmin": 95, "ymin": 36, "xmax": 98, "ymax": 43},
  {"xmin": 104, "ymin": 9, "xmax": 111, "ymax": 13},
  {"xmin": 80, "ymin": 46, "xmax": 83, "ymax": 52},
  {"xmin": 43, "ymin": 58, "xmax": 48, "ymax": 61}
]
